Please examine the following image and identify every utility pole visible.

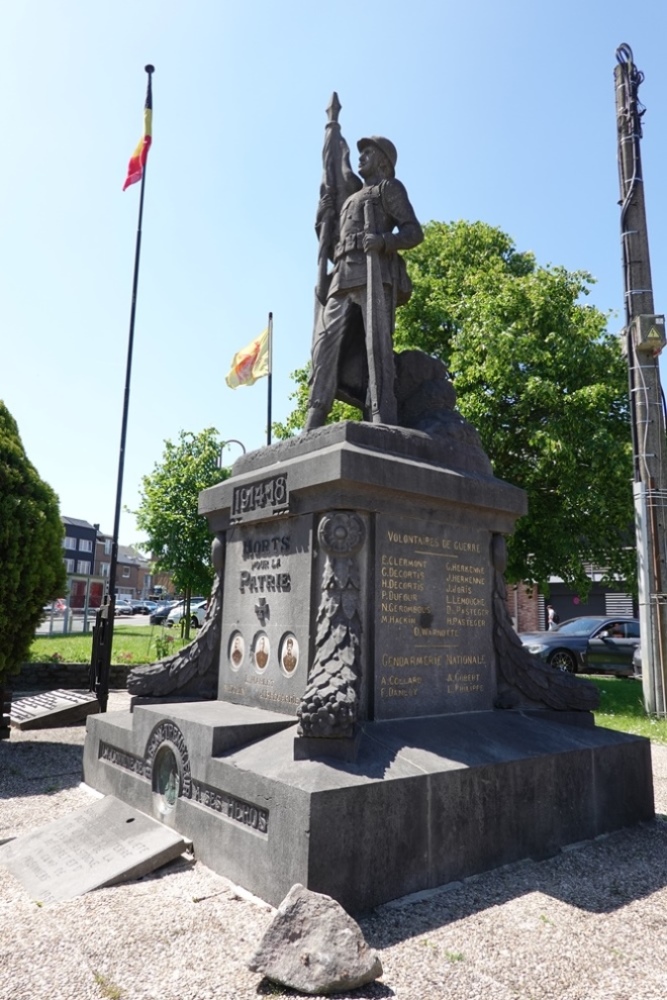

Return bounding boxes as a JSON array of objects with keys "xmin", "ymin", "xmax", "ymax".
[{"xmin": 614, "ymin": 44, "xmax": 667, "ymax": 715}]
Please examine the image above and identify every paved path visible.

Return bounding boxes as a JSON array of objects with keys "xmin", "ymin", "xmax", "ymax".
[{"xmin": 1, "ymin": 692, "xmax": 666, "ymax": 1000}]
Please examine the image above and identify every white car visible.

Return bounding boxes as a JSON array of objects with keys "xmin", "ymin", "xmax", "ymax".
[{"xmin": 165, "ymin": 600, "xmax": 208, "ymax": 629}]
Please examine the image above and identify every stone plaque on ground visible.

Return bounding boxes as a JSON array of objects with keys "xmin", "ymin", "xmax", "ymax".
[
  {"xmin": 10, "ymin": 689, "xmax": 100, "ymax": 730},
  {"xmin": 0, "ymin": 795, "xmax": 187, "ymax": 905},
  {"xmin": 375, "ymin": 512, "xmax": 496, "ymax": 719}
]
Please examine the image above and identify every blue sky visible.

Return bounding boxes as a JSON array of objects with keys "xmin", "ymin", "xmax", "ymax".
[{"xmin": 2, "ymin": 1, "xmax": 667, "ymax": 545}]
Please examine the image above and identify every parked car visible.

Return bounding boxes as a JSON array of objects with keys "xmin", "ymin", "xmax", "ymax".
[
  {"xmin": 165, "ymin": 600, "xmax": 208, "ymax": 629},
  {"xmin": 115, "ymin": 598, "xmax": 135, "ymax": 616},
  {"xmin": 633, "ymin": 644, "xmax": 642, "ymax": 677},
  {"xmin": 519, "ymin": 616, "xmax": 640, "ymax": 676},
  {"xmin": 149, "ymin": 601, "xmax": 178, "ymax": 625},
  {"xmin": 131, "ymin": 599, "xmax": 158, "ymax": 615}
]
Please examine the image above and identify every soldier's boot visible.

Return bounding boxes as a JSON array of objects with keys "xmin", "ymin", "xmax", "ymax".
[{"xmin": 304, "ymin": 406, "xmax": 327, "ymax": 431}]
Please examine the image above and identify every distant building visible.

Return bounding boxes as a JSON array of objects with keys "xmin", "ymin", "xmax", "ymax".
[
  {"xmin": 94, "ymin": 531, "xmax": 113, "ymax": 582},
  {"xmin": 61, "ymin": 516, "xmax": 104, "ymax": 612},
  {"xmin": 149, "ymin": 563, "xmax": 175, "ymax": 599},
  {"xmin": 93, "ymin": 533, "xmax": 152, "ymax": 599},
  {"xmin": 507, "ymin": 567, "xmax": 637, "ymax": 632},
  {"xmin": 55, "ymin": 516, "xmax": 161, "ymax": 614},
  {"xmin": 61, "ymin": 516, "xmax": 98, "ymax": 577}
]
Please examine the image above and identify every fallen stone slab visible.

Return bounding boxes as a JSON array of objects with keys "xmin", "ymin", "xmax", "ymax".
[
  {"xmin": 10, "ymin": 689, "xmax": 99, "ymax": 730},
  {"xmin": 0, "ymin": 796, "xmax": 187, "ymax": 906},
  {"xmin": 249, "ymin": 883, "xmax": 382, "ymax": 995}
]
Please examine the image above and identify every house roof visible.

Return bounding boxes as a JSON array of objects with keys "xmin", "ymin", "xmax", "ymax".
[
  {"xmin": 62, "ymin": 516, "xmax": 97, "ymax": 530},
  {"xmin": 118, "ymin": 544, "xmax": 150, "ymax": 568}
]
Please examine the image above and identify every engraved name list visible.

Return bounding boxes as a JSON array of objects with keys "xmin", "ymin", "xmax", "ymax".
[{"xmin": 374, "ymin": 515, "xmax": 495, "ymax": 719}]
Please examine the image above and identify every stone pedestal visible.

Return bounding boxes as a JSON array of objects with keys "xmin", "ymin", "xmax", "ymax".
[
  {"xmin": 82, "ymin": 425, "xmax": 654, "ymax": 912},
  {"xmin": 203, "ymin": 422, "xmax": 527, "ymax": 734}
]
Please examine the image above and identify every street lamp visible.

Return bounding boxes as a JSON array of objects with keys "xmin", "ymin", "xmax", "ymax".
[{"xmin": 216, "ymin": 439, "xmax": 246, "ymax": 470}]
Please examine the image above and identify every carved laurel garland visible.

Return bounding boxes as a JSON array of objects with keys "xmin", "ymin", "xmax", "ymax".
[
  {"xmin": 297, "ymin": 511, "xmax": 365, "ymax": 739},
  {"xmin": 127, "ymin": 533, "xmax": 225, "ymax": 698},
  {"xmin": 490, "ymin": 534, "xmax": 599, "ymax": 712}
]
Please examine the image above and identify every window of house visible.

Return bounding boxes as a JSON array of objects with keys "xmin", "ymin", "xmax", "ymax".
[
  {"xmin": 63, "ymin": 537, "xmax": 77, "ymax": 550},
  {"xmin": 104, "ymin": 539, "xmax": 112, "ymax": 555},
  {"xmin": 64, "ymin": 559, "xmax": 75, "ymax": 573},
  {"xmin": 79, "ymin": 539, "xmax": 92, "ymax": 552},
  {"xmin": 122, "ymin": 567, "xmax": 130, "ymax": 578},
  {"xmin": 101, "ymin": 562, "xmax": 110, "ymax": 577},
  {"xmin": 77, "ymin": 560, "xmax": 91, "ymax": 574}
]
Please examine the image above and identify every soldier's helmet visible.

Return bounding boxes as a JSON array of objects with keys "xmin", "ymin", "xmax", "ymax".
[{"xmin": 357, "ymin": 136, "xmax": 397, "ymax": 177}]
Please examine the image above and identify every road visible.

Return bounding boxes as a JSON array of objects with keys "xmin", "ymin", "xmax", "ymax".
[{"xmin": 36, "ymin": 613, "xmax": 155, "ymax": 636}]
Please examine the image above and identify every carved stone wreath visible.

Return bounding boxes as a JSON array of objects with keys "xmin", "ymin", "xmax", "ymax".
[{"xmin": 318, "ymin": 511, "xmax": 365, "ymax": 556}]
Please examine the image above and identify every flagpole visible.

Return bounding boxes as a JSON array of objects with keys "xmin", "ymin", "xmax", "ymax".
[
  {"xmin": 91, "ymin": 64, "xmax": 154, "ymax": 713},
  {"xmin": 266, "ymin": 311, "xmax": 273, "ymax": 445}
]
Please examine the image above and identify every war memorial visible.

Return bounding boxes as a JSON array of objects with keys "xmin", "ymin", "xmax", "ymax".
[{"xmin": 81, "ymin": 98, "xmax": 654, "ymax": 913}]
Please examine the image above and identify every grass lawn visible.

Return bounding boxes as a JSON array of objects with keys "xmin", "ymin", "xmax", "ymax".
[
  {"xmin": 30, "ymin": 625, "xmax": 189, "ymax": 667},
  {"xmin": 591, "ymin": 675, "xmax": 667, "ymax": 744}
]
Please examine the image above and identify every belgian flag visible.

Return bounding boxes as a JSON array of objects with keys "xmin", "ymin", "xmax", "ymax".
[{"xmin": 123, "ymin": 69, "xmax": 153, "ymax": 191}]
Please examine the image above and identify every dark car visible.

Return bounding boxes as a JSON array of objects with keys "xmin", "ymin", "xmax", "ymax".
[
  {"xmin": 149, "ymin": 601, "xmax": 178, "ymax": 625},
  {"xmin": 131, "ymin": 599, "xmax": 157, "ymax": 615},
  {"xmin": 519, "ymin": 616, "xmax": 640, "ymax": 676}
]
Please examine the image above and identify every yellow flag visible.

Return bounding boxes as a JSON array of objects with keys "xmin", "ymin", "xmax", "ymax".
[{"xmin": 225, "ymin": 329, "xmax": 270, "ymax": 389}]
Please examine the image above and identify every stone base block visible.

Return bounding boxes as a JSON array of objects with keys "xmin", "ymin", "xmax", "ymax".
[
  {"xmin": 83, "ymin": 703, "xmax": 654, "ymax": 913},
  {"xmin": 293, "ymin": 732, "xmax": 362, "ymax": 762}
]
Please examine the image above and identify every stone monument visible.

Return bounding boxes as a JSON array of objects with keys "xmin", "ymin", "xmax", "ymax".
[{"xmin": 83, "ymin": 96, "xmax": 654, "ymax": 913}]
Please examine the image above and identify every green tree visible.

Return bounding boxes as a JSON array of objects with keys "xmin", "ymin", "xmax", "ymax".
[
  {"xmin": 0, "ymin": 401, "xmax": 66, "ymax": 683},
  {"xmin": 273, "ymin": 366, "xmax": 360, "ymax": 439},
  {"xmin": 135, "ymin": 428, "xmax": 227, "ymax": 637},
  {"xmin": 277, "ymin": 221, "xmax": 635, "ymax": 597}
]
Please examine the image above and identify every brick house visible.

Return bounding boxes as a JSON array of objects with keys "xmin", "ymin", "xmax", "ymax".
[{"xmin": 93, "ymin": 533, "xmax": 152, "ymax": 599}]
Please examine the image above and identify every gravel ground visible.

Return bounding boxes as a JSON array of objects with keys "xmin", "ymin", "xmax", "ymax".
[{"xmin": 2, "ymin": 690, "xmax": 667, "ymax": 1000}]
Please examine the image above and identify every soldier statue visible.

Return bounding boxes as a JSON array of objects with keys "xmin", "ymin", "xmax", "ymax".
[{"xmin": 305, "ymin": 104, "xmax": 423, "ymax": 431}]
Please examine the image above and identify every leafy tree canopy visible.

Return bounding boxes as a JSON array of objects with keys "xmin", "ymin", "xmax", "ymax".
[
  {"xmin": 0, "ymin": 401, "xmax": 66, "ymax": 680},
  {"xmin": 273, "ymin": 368, "xmax": 360, "ymax": 439},
  {"xmin": 135, "ymin": 428, "xmax": 228, "ymax": 604},
  {"xmin": 276, "ymin": 221, "xmax": 635, "ymax": 597}
]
